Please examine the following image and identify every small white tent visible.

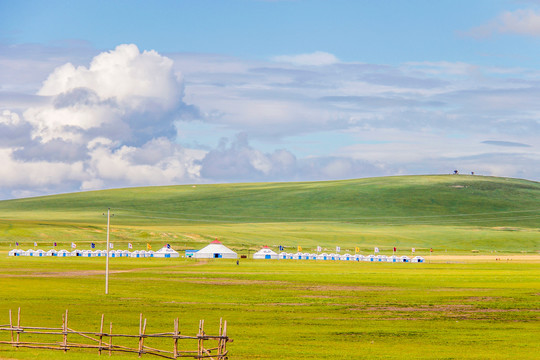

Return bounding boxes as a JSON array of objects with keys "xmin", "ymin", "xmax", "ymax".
[
  {"xmin": 353, "ymin": 254, "xmax": 364, "ymax": 261},
  {"xmin": 253, "ymin": 246, "xmax": 278, "ymax": 259},
  {"xmin": 35, "ymin": 249, "xmax": 46, "ymax": 257},
  {"xmin": 47, "ymin": 249, "xmax": 58, "ymax": 257},
  {"xmin": 81, "ymin": 250, "xmax": 93, "ymax": 257},
  {"xmin": 317, "ymin": 253, "xmax": 329, "ymax": 260},
  {"xmin": 154, "ymin": 247, "xmax": 179, "ymax": 258},
  {"xmin": 400, "ymin": 256, "xmax": 410, "ymax": 263},
  {"xmin": 8, "ymin": 249, "xmax": 23, "ymax": 256},
  {"xmin": 57, "ymin": 249, "xmax": 71, "ymax": 257},
  {"xmin": 193, "ymin": 240, "xmax": 237, "ymax": 259},
  {"xmin": 340, "ymin": 253, "xmax": 353, "ymax": 261},
  {"xmin": 412, "ymin": 256, "xmax": 425, "ymax": 263}
]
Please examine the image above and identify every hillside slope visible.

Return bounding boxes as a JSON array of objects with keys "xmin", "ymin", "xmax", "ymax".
[
  {"xmin": 0, "ymin": 175, "xmax": 538, "ymax": 253},
  {"xmin": 0, "ymin": 175, "xmax": 538, "ymax": 226}
]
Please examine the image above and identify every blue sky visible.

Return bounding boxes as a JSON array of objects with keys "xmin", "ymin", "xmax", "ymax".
[{"xmin": 0, "ymin": 0, "xmax": 539, "ymax": 198}]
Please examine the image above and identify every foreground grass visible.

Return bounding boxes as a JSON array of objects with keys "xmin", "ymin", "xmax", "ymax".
[{"xmin": 0, "ymin": 256, "xmax": 538, "ymax": 359}]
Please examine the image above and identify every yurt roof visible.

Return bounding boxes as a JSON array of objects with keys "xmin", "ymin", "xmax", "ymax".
[
  {"xmin": 254, "ymin": 247, "xmax": 277, "ymax": 255},
  {"xmin": 155, "ymin": 247, "xmax": 179, "ymax": 254},
  {"xmin": 197, "ymin": 241, "xmax": 237, "ymax": 254}
]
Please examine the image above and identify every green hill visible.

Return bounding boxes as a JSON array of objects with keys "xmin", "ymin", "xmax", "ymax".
[{"xmin": 0, "ymin": 175, "xmax": 538, "ymax": 254}]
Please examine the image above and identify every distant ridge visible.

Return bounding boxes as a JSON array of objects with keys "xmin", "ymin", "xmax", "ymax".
[{"xmin": 0, "ymin": 175, "xmax": 538, "ymax": 228}]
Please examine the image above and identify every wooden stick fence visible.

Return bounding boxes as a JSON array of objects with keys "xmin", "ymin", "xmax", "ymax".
[{"xmin": 0, "ymin": 309, "xmax": 231, "ymax": 359}]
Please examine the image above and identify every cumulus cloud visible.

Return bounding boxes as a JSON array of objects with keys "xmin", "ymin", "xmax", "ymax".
[
  {"xmin": 197, "ymin": 133, "xmax": 387, "ymax": 182},
  {"xmin": 0, "ymin": 44, "xmax": 205, "ymax": 198},
  {"xmin": 1, "ymin": 42, "xmax": 540, "ymax": 198},
  {"xmin": 466, "ymin": 9, "xmax": 540, "ymax": 38},
  {"xmin": 24, "ymin": 44, "xmax": 187, "ymax": 145},
  {"xmin": 199, "ymin": 133, "xmax": 296, "ymax": 181}
]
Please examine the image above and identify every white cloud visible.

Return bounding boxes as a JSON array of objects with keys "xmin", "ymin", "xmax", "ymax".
[
  {"xmin": 0, "ymin": 45, "xmax": 206, "ymax": 198},
  {"xmin": 467, "ymin": 9, "xmax": 540, "ymax": 38},
  {"xmin": 1, "ymin": 42, "xmax": 540, "ymax": 198},
  {"xmin": 272, "ymin": 51, "xmax": 339, "ymax": 66}
]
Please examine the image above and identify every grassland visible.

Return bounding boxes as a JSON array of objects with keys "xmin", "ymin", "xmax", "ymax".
[
  {"xmin": 0, "ymin": 257, "xmax": 539, "ymax": 359},
  {"xmin": 0, "ymin": 175, "xmax": 538, "ymax": 255},
  {"xmin": 0, "ymin": 175, "xmax": 538, "ymax": 359}
]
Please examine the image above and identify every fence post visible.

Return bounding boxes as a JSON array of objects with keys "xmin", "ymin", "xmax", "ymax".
[
  {"xmin": 173, "ymin": 317, "xmax": 179, "ymax": 359},
  {"xmin": 138, "ymin": 314, "xmax": 147, "ymax": 357},
  {"xmin": 218, "ymin": 318, "xmax": 223, "ymax": 357},
  {"xmin": 63, "ymin": 309, "xmax": 68, "ymax": 352},
  {"xmin": 109, "ymin": 322, "xmax": 113, "ymax": 356},
  {"xmin": 99, "ymin": 314, "xmax": 104, "ymax": 355},
  {"xmin": 16, "ymin": 308, "xmax": 21, "ymax": 348},
  {"xmin": 9, "ymin": 310, "xmax": 13, "ymax": 347},
  {"xmin": 198, "ymin": 320, "xmax": 202, "ymax": 359}
]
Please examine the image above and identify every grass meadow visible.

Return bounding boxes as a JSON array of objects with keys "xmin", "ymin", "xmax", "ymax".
[
  {"xmin": 0, "ymin": 257, "xmax": 539, "ymax": 359},
  {"xmin": 0, "ymin": 175, "xmax": 538, "ymax": 359}
]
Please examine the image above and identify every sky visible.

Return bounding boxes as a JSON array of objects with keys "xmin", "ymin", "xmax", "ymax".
[{"xmin": 0, "ymin": 0, "xmax": 539, "ymax": 199}]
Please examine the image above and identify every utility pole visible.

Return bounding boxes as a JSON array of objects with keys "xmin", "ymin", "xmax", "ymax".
[{"xmin": 105, "ymin": 208, "xmax": 110, "ymax": 295}]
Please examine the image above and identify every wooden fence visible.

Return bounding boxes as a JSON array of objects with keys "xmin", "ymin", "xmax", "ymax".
[{"xmin": 0, "ymin": 309, "xmax": 230, "ymax": 359}]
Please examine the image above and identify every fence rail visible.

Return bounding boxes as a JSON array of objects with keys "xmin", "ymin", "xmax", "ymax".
[{"xmin": 0, "ymin": 309, "xmax": 230, "ymax": 359}]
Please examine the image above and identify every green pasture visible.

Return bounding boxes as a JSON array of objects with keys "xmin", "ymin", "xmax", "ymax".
[
  {"xmin": 0, "ymin": 175, "xmax": 538, "ymax": 358},
  {"xmin": 0, "ymin": 175, "xmax": 539, "ymax": 255},
  {"xmin": 0, "ymin": 257, "xmax": 538, "ymax": 359}
]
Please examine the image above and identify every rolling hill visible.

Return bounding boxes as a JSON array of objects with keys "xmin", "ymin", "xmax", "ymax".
[{"xmin": 0, "ymin": 175, "xmax": 538, "ymax": 253}]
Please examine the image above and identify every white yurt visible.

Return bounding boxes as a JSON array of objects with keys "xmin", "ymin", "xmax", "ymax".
[
  {"xmin": 278, "ymin": 252, "xmax": 288, "ymax": 260},
  {"xmin": 329, "ymin": 253, "xmax": 339, "ymax": 261},
  {"xmin": 317, "ymin": 253, "xmax": 328, "ymax": 260},
  {"xmin": 47, "ymin": 249, "xmax": 58, "ymax": 257},
  {"xmin": 81, "ymin": 250, "xmax": 93, "ymax": 257},
  {"xmin": 193, "ymin": 240, "xmax": 237, "ymax": 259},
  {"xmin": 8, "ymin": 249, "xmax": 23, "ymax": 256},
  {"xmin": 146, "ymin": 250, "xmax": 155, "ymax": 258},
  {"xmin": 366, "ymin": 254, "xmax": 376, "ymax": 262},
  {"xmin": 130, "ymin": 250, "xmax": 142, "ymax": 258},
  {"xmin": 292, "ymin": 252, "xmax": 303, "ymax": 260},
  {"xmin": 400, "ymin": 256, "xmax": 410, "ymax": 263},
  {"xmin": 23, "ymin": 249, "xmax": 34, "ymax": 256},
  {"xmin": 388, "ymin": 255, "xmax": 399, "ymax": 263},
  {"xmin": 57, "ymin": 249, "xmax": 71, "ymax": 257},
  {"xmin": 376, "ymin": 255, "xmax": 387, "ymax": 262},
  {"xmin": 154, "ymin": 247, "xmax": 180, "ymax": 258},
  {"xmin": 307, "ymin": 253, "xmax": 317, "ymax": 260},
  {"xmin": 71, "ymin": 249, "xmax": 82, "ymax": 257},
  {"xmin": 93, "ymin": 250, "xmax": 104, "ymax": 257},
  {"xmin": 121, "ymin": 250, "xmax": 131, "ymax": 257},
  {"xmin": 253, "ymin": 246, "xmax": 278, "ymax": 260},
  {"xmin": 411, "ymin": 256, "xmax": 425, "ymax": 263},
  {"xmin": 340, "ymin": 253, "xmax": 353, "ymax": 261},
  {"xmin": 353, "ymin": 254, "xmax": 364, "ymax": 261},
  {"xmin": 34, "ymin": 249, "xmax": 46, "ymax": 257}
]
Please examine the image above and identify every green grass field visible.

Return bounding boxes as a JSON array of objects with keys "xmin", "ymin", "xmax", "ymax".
[
  {"xmin": 0, "ymin": 257, "xmax": 538, "ymax": 359},
  {"xmin": 0, "ymin": 175, "xmax": 538, "ymax": 255},
  {"xmin": 0, "ymin": 175, "xmax": 538, "ymax": 359}
]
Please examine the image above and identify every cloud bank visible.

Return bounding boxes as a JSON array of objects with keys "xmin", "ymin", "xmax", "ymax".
[
  {"xmin": 0, "ymin": 43, "xmax": 539, "ymax": 199},
  {"xmin": 0, "ymin": 44, "xmax": 203, "ymax": 198}
]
